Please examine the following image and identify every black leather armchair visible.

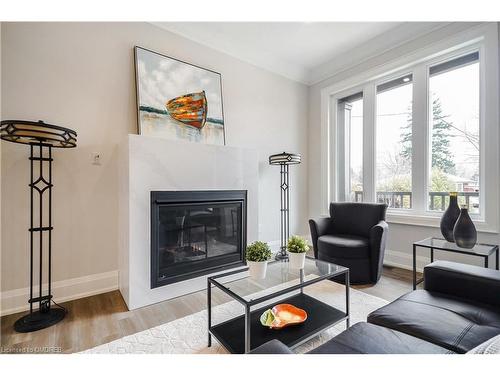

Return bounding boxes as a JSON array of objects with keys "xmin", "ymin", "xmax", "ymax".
[{"xmin": 309, "ymin": 202, "xmax": 388, "ymax": 284}]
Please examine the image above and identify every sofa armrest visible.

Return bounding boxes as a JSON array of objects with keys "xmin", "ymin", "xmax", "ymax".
[
  {"xmin": 424, "ymin": 260, "xmax": 500, "ymax": 307},
  {"xmin": 249, "ymin": 339, "xmax": 293, "ymax": 354},
  {"xmin": 369, "ymin": 220, "xmax": 388, "ymax": 282},
  {"xmin": 309, "ymin": 217, "xmax": 332, "ymax": 258}
]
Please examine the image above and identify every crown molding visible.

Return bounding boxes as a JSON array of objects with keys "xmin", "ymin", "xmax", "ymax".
[
  {"xmin": 309, "ymin": 22, "xmax": 455, "ymax": 85},
  {"xmin": 150, "ymin": 22, "xmax": 480, "ymax": 86}
]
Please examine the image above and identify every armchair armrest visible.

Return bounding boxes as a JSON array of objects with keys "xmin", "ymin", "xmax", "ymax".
[
  {"xmin": 369, "ymin": 220, "xmax": 388, "ymax": 283},
  {"xmin": 424, "ymin": 261, "xmax": 500, "ymax": 307},
  {"xmin": 249, "ymin": 339, "xmax": 293, "ymax": 354},
  {"xmin": 309, "ymin": 217, "xmax": 332, "ymax": 258}
]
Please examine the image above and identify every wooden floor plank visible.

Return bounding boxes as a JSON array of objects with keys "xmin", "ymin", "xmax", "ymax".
[{"xmin": 0, "ymin": 266, "xmax": 417, "ymax": 354}]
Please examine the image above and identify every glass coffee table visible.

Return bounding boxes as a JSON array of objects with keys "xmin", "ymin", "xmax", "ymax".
[
  {"xmin": 413, "ymin": 237, "xmax": 499, "ymax": 290},
  {"xmin": 207, "ymin": 256, "xmax": 349, "ymax": 353}
]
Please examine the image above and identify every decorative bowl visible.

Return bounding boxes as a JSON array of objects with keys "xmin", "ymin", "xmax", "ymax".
[{"xmin": 260, "ymin": 303, "xmax": 307, "ymax": 329}]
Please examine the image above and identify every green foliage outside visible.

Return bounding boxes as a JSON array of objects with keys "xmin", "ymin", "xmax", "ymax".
[
  {"xmin": 430, "ymin": 167, "xmax": 456, "ymax": 192},
  {"xmin": 377, "ymin": 168, "xmax": 455, "ymax": 193},
  {"xmin": 381, "ymin": 95, "xmax": 456, "ymax": 208},
  {"xmin": 286, "ymin": 235, "xmax": 309, "ymax": 254},
  {"xmin": 377, "ymin": 175, "xmax": 411, "ymax": 193},
  {"xmin": 246, "ymin": 241, "xmax": 272, "ymax": 262},
  {"xmin": 400, "ymin": 97, "xmax": 456, "ymax": 173}
]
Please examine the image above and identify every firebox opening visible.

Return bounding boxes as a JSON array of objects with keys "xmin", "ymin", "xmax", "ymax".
[{"xmin": 150, "ymin": 190, "xmax": 247, "ymax": 288}]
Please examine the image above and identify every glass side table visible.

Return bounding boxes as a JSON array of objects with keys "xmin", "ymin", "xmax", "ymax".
[{"xmin": 412, "ymin": 237, "xmax": 499, "ymax": 290}]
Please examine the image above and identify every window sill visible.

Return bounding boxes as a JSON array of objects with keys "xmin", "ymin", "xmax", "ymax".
[{"xmin": 386, "ymin": 212, "xmax": 498, "ymax": 234}]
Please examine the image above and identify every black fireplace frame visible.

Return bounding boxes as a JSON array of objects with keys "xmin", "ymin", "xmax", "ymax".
[{"xmin": 150, "ymin": 190, "xmax": 247, "ymax": 289}]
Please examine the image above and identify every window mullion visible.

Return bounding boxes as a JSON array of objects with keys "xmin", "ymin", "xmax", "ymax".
[
  {"xmin": 363, "ymin": 84, "xmax": 376, "ymax": 203},
  {"xmin": 411, "ymin": 65, "xmax": 428, "ymax": 214},
  {"xmin": 336, "ymin": 101, "xmax": 348, "ymax": 201}
]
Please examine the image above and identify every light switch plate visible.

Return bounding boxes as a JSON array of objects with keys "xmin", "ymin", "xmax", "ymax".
[{"xmin": 92, "ymin": 152, "xmax": 101, "ymax": 165}]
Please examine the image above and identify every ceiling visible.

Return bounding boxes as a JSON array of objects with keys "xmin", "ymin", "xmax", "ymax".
[{"xmin": 153, "ymin": 22, "xmax": 445, "ymax": 85}]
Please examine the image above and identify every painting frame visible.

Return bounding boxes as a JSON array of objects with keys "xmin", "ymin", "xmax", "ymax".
[{"xmin": 133, "ymin": 45, "xmax": 226, "ymax": 145}]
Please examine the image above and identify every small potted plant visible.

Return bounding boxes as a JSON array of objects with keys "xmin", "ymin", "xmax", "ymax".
[
  {"xmin": 287, "ymin": 235, "xmax": 309, "ymax": 269},
  {"xmin": 246, "ymin": 241, "xmax": 272, "ymax": 279}
]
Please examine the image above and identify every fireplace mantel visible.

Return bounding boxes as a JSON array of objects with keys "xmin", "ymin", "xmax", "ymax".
[{"xmin": 118, "ymin": 135, "xmax": 259, "ymax": 310}]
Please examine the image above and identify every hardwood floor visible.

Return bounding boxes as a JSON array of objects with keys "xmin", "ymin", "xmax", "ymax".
[{"xmin": 0, "ymin": 265, "xmax": 419, "ymax": 354}]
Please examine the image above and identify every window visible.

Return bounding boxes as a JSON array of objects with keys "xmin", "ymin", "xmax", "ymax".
[
  {"xmin": 349, "ymin": 98, "xmax": 363, "ymax": 202},
  {"xmin": 324, "ymin": 25, "xmax": 500, "ymax": 231},
  {"xmin": 326, "ymin": 32, "xmax": 499, "ymax": 231},
  {"xmin": 428, "ymin": 53, "xmax": 480, "ymax": 214},
  {"xmin": 376, "ymin": 75, "xmax": 413, "ymax": 209},
  {"xmin": 338, "ymin": 93, "xmax": 363, "ymax": 202}
]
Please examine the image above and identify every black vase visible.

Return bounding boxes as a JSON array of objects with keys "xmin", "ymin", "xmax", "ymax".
[
  {"xmin": 453, "ymin": 208, "xmax": 477, "ymax": 249},
  {"xmin": 440, "ymin": 192, "xmax": 460, "ymax": 242}
]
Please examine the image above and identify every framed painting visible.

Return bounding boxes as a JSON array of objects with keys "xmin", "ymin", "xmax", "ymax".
[{"xmin": 134, "ymin": 46, "xmax": 225, "ymax": 145}]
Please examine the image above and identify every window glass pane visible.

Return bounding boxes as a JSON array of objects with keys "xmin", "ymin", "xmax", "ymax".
[
  {"xmin": 348, "ymin": 98, "xmax": 363, "ymax": 202},
  {"xmin": 376, "ymin": 76, "xmax": 413, "ymax": 209},
  {"xmin": 428, "ymin": 56, "xmax": 480, "ymax": 213}
]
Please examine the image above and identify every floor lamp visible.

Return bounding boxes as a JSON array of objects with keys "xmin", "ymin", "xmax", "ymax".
[
  {"xmin": 0, "ymin": 120, "xmax": 77, "ymax": 332},
  {"xmin": 269, "ymin": 152, "xmax": 301, "ymax": 260}
]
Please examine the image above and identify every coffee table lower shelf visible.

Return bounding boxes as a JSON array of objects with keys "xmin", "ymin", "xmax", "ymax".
[{"xmin": 209, "ymin": 293, "xmax": 346, "ymax": 354}]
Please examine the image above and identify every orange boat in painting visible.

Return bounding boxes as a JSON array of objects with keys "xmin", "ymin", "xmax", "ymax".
[{"xmin": 165, "ymin": 91, "xmax": 208, "ymax": 130}]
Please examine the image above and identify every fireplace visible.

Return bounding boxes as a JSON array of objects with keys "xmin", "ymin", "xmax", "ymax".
[{"xmin": 150, "ymin": 190, "xmax": 247, "ymax": 288}]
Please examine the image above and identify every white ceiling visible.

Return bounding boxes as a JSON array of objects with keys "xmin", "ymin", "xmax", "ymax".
[{"xmin": 153, "ymin": 22, "xmax": 445, "ymax": 85}]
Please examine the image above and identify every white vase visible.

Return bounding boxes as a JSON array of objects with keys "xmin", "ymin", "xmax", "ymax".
[
  {"xmin": 288, "ymin": 252, "xmax": 306, "ymax": 269},
  {"xmin": 247, "ymin": 260, "xmax": 268, "ymax": 279}
]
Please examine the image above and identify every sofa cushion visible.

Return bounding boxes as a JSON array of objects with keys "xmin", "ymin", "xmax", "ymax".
[
  {"xmin": 309, "ymin": 322, "xmax": 452, "ymax": 354},
  {"xmin": 367, "ymin": 290, "xmax": 500, "ymax": 353},
  {"xmin": 424, "ymin": 260, "xmax": 500, "ymax": 307},
  {"xmin": 317, "ymin": 234, "xmax": 370, "ymax": 259}
]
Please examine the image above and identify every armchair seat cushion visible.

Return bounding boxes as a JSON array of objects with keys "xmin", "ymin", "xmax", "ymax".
[
  {"xmin": 317, "ymin": 234, "xmax": 369, "ymax": 259},
  {"xmin": 367, "ymin": 290, "xmax": 500, "ymax": 353}
]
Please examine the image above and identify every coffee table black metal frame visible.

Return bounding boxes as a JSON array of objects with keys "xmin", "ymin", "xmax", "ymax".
[
  {"xmin": 207, "ymin": 256, "xmax": 350, "ymax": 353},
  {"xmin": 413, "ymin": 237, "xmax": 499, "ymax": 290}
]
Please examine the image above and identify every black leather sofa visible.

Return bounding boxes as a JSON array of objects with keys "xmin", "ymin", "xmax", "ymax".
[
  {"xmin": 250, "ymin": 261, "xmax": 500, "ymax": 354},
  {"xmin": 309, "ymin": 203, "xmax": 388, "ymax": 284}
]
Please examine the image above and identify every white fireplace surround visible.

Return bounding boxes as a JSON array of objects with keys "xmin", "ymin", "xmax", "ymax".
[{"xmin": 118, "ymin": 135, "xmax": 259, "ymax": 310}]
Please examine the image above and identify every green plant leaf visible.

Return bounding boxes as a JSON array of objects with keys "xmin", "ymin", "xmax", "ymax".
[
  {"xmin": 246, "ymin": 241, "xmax": 272, "ymax": 262},
  {"xmin": 259, "ymin": 309, "xmax": 275, "ymax": 327},
  {"xmin": 287, "ymin": 235, "xmax": 309, "ymax": 253}
]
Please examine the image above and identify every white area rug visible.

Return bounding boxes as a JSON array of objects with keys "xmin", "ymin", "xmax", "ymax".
[{"xmin": 82, "ymin": 281, "xmax": 387, "ymax": 354}]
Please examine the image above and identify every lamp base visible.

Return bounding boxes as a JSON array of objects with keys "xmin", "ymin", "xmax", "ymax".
[{"xmin": 14, "ymin": 307, "xmax": 66, "ymax": 333}]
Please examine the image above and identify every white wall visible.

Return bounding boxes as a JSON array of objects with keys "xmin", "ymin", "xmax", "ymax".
[
  {"xmin": 120, "ymin": 135, "xmax": 259, "ymax": 309},
  {"xmin": 308, "ymin": 22, "xmax": 500, "ymax": 270},
  {"xmin": 0, "ymin": 22, "xmax": 309, "ymax": 314}
]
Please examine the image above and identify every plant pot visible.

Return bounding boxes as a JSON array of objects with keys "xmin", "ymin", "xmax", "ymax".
[
  {"xmin": 453, "ymin": 208, "xmax": 477, "ymax": 249},
  {"xmin": 440, "ymin": 192, "xmax": 460, "ymax": 242},
  {"xmin": 247, "ymin": 260, "xmax": 268, "ymax": 279},
  {"xmin": 288, "ymin": 252, "xmax": 306, "ymax": 269}
]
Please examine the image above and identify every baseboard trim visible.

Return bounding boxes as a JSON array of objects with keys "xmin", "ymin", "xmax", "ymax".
[
  {"xmin": 0, "ymin": 270, "xmax": 119, "ymax": 317},
  {"xmin": 384, "ymin": 249, "xmax": 429, "ymax": 273}
]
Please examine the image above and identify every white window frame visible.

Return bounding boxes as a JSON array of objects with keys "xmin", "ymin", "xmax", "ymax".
[
  {"xmin": 320, "ymin": 23, "xmax": 499, "ymax": 233},
  {"xmin": 373, "ymin": 70, "xmax": 415, "ymax": 211}
]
